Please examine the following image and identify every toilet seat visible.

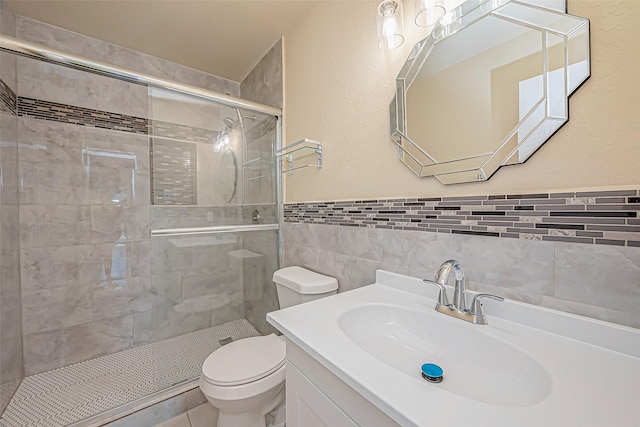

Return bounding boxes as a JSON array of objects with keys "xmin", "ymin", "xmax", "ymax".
[{"xmin": 202, "ymin": 334, "xmax": 285, "ymax": 386}]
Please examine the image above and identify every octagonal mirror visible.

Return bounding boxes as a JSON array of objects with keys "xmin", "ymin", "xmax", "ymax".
[{"xmin": 389, "ymin": 0, "xmax": 590, "ymax": 184}]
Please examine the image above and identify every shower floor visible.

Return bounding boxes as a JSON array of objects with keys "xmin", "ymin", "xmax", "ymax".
[{"xmin": 1, "ymin": 319, "xmax": 260, "ymax": 427}]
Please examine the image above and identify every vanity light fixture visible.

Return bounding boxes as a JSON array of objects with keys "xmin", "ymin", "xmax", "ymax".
[
  {"xmin": 377, "ymin": 0, "xmax": 405, "ymax": 50},
  {"xmin": 415, "ymin": 0, "xmax": 446, "ymax": 27}
]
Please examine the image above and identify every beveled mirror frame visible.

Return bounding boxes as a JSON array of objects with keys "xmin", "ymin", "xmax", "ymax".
[{"xmin": 389, "ymin": 0, "xmax": 590, "ymax": 184}]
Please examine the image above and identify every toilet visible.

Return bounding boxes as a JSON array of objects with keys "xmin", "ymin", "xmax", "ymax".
[{"xmin": 199, "ymin": 266, "xmax": 338, "ymax": 427}]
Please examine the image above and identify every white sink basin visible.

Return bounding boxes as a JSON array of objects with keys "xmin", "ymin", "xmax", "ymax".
[
  {"xmin": 338, "ymin": 303, "xmax": 551, "ymax": 406},
  {"xmin": 267, "ymin": 270, "xmax": 640, "ymax": 426}
]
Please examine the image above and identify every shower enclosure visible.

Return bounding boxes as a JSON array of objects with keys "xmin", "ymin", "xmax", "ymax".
[{"xmin": 0, "ymin": 33, "xmax": 281, "ymax": 426}]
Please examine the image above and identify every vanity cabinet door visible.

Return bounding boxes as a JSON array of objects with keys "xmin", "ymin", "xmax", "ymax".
[{"xmin": 286, "ymin": 363, "xmax": 359, "ymax": 427}]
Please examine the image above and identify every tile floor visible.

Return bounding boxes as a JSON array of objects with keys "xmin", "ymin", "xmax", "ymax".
[
  {"xmin": 1, "ymin": 320, "xmax": 259, "ymax": 427},
  {"xmin": 154, "ymin": 403, "xmax": 217, "ymax": 427}
]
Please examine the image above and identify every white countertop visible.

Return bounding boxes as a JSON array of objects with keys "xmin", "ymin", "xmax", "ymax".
[{"xmin": 267, "ymin": 270, "xmax": 640, "ymax": 426}]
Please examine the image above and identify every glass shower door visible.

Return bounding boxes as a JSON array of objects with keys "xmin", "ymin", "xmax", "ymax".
[{"xmin": 147, "ymin": 87, "xmax": 280, "ymax": 390}]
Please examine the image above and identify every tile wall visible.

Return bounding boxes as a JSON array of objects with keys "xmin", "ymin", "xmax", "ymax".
[
  {"xmin": 0, "ymin": 0, "xmax": 23, "ymax": 413},
  {"xmin": 2, "ymin": 15, "xmax": 279, "ymax": 377},
  {"xmin": 282, "ymin": 192, "xmax": 640, "ymax": 329},
  {"xmin": 240, "ymin": 39, "xmax": 284, "ymax": 108},
  {"xmin": 15, "ymin": 17, "xmax": 240, "ymax": 97},
  {"xmin": 14, "ymin": 56, "xmax": 157, "ymax": 374},
  {"xmin": 240, "ymin": 41, "xmax": 282, "ymax": 335}
]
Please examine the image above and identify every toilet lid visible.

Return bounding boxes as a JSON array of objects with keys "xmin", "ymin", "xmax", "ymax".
[{"xmin": 201, "ymin": 334, "xmax": 286, "ymax": 386}]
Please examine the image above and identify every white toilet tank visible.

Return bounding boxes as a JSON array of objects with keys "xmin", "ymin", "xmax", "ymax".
[{"xmin": 273, "ymin": 266, "xmax": 338, "ymax": 309}]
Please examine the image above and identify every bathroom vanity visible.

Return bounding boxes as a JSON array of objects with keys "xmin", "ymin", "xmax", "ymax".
[{"xmin": 267, "ymin": 270, "xmax": 640, "ymax": 427}]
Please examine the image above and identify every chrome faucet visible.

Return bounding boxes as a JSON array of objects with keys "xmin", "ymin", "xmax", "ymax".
[
  {"xmin": 434, "ymin": 259, "xmax": 467, "ymax": 312},
  {"xmin": 424, "ymin": 260, "xmax": 504, "ymax": 325}
]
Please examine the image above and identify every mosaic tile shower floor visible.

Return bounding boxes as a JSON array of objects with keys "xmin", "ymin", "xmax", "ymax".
[{"xmin": 1, "ymin": 320, "xmax": 260, "ymax": 427}]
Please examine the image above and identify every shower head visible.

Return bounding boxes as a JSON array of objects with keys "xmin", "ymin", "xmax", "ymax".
[{"xmin": 222, "ymin": 117, "xmax": 236, "ymax": 127}]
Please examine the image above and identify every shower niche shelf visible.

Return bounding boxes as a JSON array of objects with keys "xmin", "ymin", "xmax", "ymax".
[{"xmin": 275, "ymin": 139, "xmax": 322, "ymax": 174}]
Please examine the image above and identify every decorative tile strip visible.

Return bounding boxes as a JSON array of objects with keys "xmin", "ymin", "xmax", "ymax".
[
  {"xmin": 18, "ymin": 97, "xmax": 148, "ymax": 134},
  {"xmin": 14, "ymin": 94, "xmax": 231, "ymax": 206},
  {"xmin": 152, "ymin": 120, "xmax": 217, "ymax": 144},
  {"xmin": 0, "ymin": 78, "xmax": 17, "ymax": 114},
  {"xmin": 284, "ymin": 190, "xmax": 640, "ymax": 247},
  {"xmin": 14, "ymin": 96, "xmax": 231, "ymax": 144},
  {"xmin": 151, "ymin": 138, "xmax": 197, "ymax": 205}
]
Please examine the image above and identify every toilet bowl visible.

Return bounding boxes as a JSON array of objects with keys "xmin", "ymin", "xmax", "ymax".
[
  {"xmin": 199, "ymin": 334, "xmax": 286, "ymax": 427},
  {"xmin": 199, "ymin": 266, "xmax": 338, "ymax": 427}
]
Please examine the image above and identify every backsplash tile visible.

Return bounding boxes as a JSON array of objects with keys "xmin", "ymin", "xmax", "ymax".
[
  {"xmin": 282, "ymin": 222, "xmax": 640, "ymax": 329},
  {"xmin": 284, "ymin": 190, "xmax": 640, "ymax": 247}
]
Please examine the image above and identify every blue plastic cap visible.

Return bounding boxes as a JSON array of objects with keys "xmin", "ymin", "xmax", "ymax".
[{"xmin": 421, "ymin": 363, "xmax": 443, "ymax": 378}]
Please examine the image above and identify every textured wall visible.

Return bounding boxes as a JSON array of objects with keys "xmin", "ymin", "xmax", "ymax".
[
  {"xmin": 282, "ymin": 0, "xmax": 640, "ymax": 201},
  {"xmin": 280, "ymin": 0, "xmax": 640, "ymax": 329}
]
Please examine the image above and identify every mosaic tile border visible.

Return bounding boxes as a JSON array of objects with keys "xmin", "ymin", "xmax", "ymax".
[
  {"xmin": 17, "ymin": 96, "xmax": 227, "ymax": 143},
  {"xmin": 1, "ymin": 78, "xmax": 275, "ymax": 207},
  {"xmin": 0, "ymin": 77, "xmax": 17, "ymax": 114},
  {"xmin": 151, "ymin": 138, "xmax": 198, "ymax": 205},
  {"xmin": 18, "ymin": 97, "xmax": 149, "ymax": 134},
  {"xmin": 0, "ymin": 81, "xmax": 222, "ymax": 142},
  {"xmin": 152, "ymin": 120, "xmax": 217, "ymax": 144},
  {"xmin": 1, "ymin": 77, "xmax": 273, "ymax": 145},
  {"xmin": 284, "ymin": 190, "xmax": 640, "ymax": 246}
]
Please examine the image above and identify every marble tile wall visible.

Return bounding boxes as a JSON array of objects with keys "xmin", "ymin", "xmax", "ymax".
[
  {"xmin": 2, "ymin": 10, "xmax": 283, "ymax": 382},
  {"xmin": 16, "ymin": 16, "xmax": 240, "ymax": 97},
  {"xmin": 147, "ymin": 234, "xmax": 245, "ymax": 344},
  {"xmin": 244, "ymin": 116, "xmax": 277, "ymax": 207},
  {"xmin": 282, "ymin": 221, "xmax": 640, "ymax": 329},
  {"xmin": 8, "ymin": 14, "xmax": 276, "ymax": 376},
  {"xmin": 17, "ymin": 55, "xmax": 148, "ymax": 118},
  {"xmin": 240, "ymin": 46, "xmax": 280, "ymax": 208},
  {"xmin": 240, "ymin": 39, "xmax": 283, "ymax": 108},
  {"xmin": 241, "ymin": 228, "xmax": 280, "ymax": 336},
  {"xmin": 16, "ymin": 107, "xmax": 253, "ymax": 375},
  {"xmin": 17, "ymin": 113, "xmax": 154, "ymax": 375},
  {"xmin": 239, "ymin": 44, "xmax": 282, "ymax": 331},
  {"xmin": 0, "ymin": 0, "xmax": 23, "ymax": 413}
]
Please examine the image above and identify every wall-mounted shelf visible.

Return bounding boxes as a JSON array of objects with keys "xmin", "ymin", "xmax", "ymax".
[{"xmin": 275, "ymin": 139, "xmax": 322, "ymax": 174}]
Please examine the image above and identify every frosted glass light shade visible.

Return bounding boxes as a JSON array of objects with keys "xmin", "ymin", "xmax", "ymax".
[
  {"xmin": 377, "ymin": 0, "xmax": 404, "ymax": 50},
  {"xmin": 415, "ymin": 0, "xmax": 446, "ymax": 27}
]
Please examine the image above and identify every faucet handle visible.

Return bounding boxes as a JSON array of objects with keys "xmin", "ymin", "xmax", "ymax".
[
  {"xmin": 469, "ymin": 294, "xmax": 504, "ymax": 325},
  {"xmin": 422, "ymin": 279, "xmax": 451, "ymax": 307}
]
